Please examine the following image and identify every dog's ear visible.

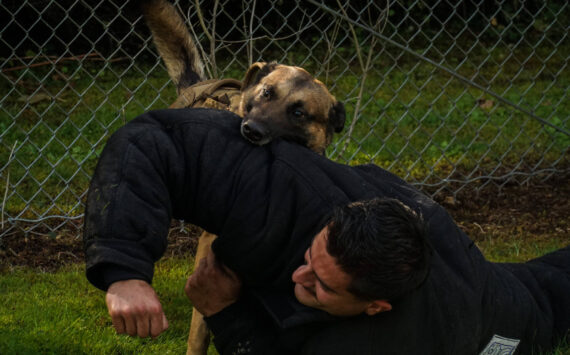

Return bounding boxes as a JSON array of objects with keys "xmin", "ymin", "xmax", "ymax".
[
  {"xmin": 329, "ymin": 101, "xmax": 346, "ymax": 133},
  {"xmin": 242, "ymin": 62, "xmax": 278, "ymax": 90}
]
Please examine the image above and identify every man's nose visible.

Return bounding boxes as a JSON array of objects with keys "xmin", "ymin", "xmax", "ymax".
[{"xmin": 292, "ymin": 264, "xmax": 314, "ymax": 286}]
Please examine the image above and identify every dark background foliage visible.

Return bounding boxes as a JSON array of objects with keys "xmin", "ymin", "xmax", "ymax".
[{"xmin": 1, "ymin": 0, "xmax": 567, "ymax": 58}]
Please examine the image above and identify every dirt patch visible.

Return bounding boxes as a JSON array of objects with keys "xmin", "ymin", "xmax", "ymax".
[
  {"xmin": 0, "ymin": 221, "xmax": 203, "ymax": 272},
  {"xmin": 1, "ymin": 175, "xmax": 568, "ymax": 272},
  {"xmin": 443, "ymin": 175, "xmax": 570, "ymax": 244}
]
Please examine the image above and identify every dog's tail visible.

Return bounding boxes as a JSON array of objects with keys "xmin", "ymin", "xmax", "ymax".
[{"xmin": 142, "ymin": 0, "xmax": 206, "ymax": 90}]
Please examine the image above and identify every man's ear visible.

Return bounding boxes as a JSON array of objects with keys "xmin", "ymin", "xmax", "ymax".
[{"xmin": 364, "ymin": 300, "xmax": 392, "ymax": 316}]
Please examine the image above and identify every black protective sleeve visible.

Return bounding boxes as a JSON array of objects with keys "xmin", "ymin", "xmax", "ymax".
[{"xmin": 83, "ymin": 108, "xmax": 247, "ymax": 290}]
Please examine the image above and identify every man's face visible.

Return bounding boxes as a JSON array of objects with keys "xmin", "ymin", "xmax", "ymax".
[{"xmin": 291, "ymin": 227, "xmax": 389, "ymax": 316}]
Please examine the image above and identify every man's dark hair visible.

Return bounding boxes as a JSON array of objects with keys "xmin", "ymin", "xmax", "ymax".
[{"xmin": 326, "ymin": 197, "xmax": 432, "ymax": 301}]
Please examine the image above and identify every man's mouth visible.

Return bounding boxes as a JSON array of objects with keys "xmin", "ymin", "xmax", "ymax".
[
  {"xmin": 302, "ymin": 285, "xmax": 315, "ymax": 295},
  {"xmin": 302, "ymin": 285, "xmax": 321, "ymax": 305}
]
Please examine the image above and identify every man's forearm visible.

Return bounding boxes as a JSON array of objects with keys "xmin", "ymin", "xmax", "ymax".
[
  {"xmin": 83, "ymin": 110, "xmax": 181, "ymax": 290},
  {"xmin": 83, "ymin": 108, "xmax": 249, "ymax": 290}
]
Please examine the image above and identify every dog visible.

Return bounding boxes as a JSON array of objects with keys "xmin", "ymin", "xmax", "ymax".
[{"xmin": 141, "ymin": 1, "xmax": 346, "ymax": 354}]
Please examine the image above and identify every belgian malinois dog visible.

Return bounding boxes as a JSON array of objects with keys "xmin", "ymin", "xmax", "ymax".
[{"xmin": 141, "ymin": 1, "xmax": 346, "ymax": 354}]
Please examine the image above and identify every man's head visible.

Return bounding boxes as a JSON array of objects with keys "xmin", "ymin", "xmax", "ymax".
[{"xmin": 292, "ymin": 198, "xmax": 431, "ymax": 316}]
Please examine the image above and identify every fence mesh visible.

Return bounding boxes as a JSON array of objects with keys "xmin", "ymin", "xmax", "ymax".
[{"xmin": 1, "ymin": 0, "xmax": 568, "ymax": 239}]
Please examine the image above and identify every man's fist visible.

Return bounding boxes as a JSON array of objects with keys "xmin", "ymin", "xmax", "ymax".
[
  {"xmin": 185, "ymin": 249, "xmax": 242, "ymax": 317},
  {"xmin": 105, "ymin": 279, "xmax": 169, "ymax": 338}
]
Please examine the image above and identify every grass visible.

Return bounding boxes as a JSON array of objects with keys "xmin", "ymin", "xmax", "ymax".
[
  {"xmin": 0, "ymin": 41, "xmax": 568, "ymax": 352},
  {"xmin": 0, "ymin": 258, "xmax": 196, "ymax": 355},
  {"xmin": 1, "ymin": 8, "xmax": 568, "ymax": 353},
  {"xmin": 1, "ymin": 236, "xmax": 569, "ymax": 355},
  {"xmin": 1, "ymin": 42, "xmax": 569, "ymax": 219},
  {"xmin": 1, "ymin": 61, "xmax": 179, "ymax": 220}
]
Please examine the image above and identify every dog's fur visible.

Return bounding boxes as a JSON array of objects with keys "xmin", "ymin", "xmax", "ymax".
[{"xmin": 141, "ymin": 1, "xmax": 346, "ymax": 354}]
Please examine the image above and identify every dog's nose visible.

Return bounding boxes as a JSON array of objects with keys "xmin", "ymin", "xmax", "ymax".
[{"xmin": 241, "ymin": 121, "xmax": 266, "ymax": 143}]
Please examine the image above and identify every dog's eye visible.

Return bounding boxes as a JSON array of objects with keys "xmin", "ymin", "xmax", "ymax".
[
  {"xmin": 293, "ymin": 109, "xmax": 304, "ymax": 118},
  {"xmin": 262, "ymin": 88, "xmax": 272, "ymax": 99}
]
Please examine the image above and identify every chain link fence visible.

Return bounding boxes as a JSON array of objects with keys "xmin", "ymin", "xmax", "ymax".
[{"xmin": 1, "ymin": 0, "xmax": 569, "ymax": 239}]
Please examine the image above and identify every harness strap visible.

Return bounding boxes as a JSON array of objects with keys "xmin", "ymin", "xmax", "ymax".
[{"xmin": 169, "ymin": 78, "xmax": 243, "ymax": 111}]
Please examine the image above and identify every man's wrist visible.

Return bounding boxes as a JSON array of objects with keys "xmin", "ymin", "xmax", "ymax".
[{"xmin": 98, "ymin": 264, "xmax": 150, "ymax": 291}]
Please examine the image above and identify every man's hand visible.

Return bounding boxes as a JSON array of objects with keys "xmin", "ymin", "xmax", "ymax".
[
  {"xmin": 105, "ymin": 279, "xmax": 169, "ymax": 338},
  {"xmin": 185, "ymin": 249, "xmax": 242, "ymax": 317}
]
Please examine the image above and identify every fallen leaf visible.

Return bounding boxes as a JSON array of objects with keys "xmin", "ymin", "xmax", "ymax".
[
  {"xmin": 477, "ymin": 99, "xmax": 494, "ymax": 109},
  {"xmin": 444, "ymin": 196, "xmax": 457, "ymax": 206}
]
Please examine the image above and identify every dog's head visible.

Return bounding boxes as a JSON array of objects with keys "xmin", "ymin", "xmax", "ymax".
[{"xmin": 238, "ymin": 62, "xmax": 345, "ymax": 155}]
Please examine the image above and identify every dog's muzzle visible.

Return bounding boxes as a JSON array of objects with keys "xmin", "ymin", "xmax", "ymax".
[{"xmin": 241, "ymin": 120, "xmax": 272, "ymax": 146}]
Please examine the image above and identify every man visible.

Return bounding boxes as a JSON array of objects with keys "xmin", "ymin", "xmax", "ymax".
[
  {"xmin": 85, "ymin": 108, "xmax": 570, "ymax": 355},
  {"xmin": 186, "ymin": 197, "xmax": 432, "ymax": 354}
]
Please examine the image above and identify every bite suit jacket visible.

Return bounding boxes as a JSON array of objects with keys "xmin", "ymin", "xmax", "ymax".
[{"xmin": 84, "ymin": 108, "xmax": 570, "ymax": 355}]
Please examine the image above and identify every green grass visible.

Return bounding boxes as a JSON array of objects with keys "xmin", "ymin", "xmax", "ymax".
[
  {"xmin": 1, "ymin": 238, "xmax": 569, "ymax": 355},
  {"xmin": 1, "ymin": 15, "xmax": 568, "ymax": 355},
  {"xmin": 0, "ymin": 258, "xmax": 197, "ymax": 354},
  {"xmin": 329, "ymin": 68, "xmax": 569, "ymax": 173},
  {"xmin": 476, "ymin": 235, "xmax": 569, "ymax": 264},
  {"xmin": 1, "ymin": 61, "xmax": 179, "ymax": 219},
  {"xmin": 1, "ymin": 44, "xmax": 569, "ymax": 218}
]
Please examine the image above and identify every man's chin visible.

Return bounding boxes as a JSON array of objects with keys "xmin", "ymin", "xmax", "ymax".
[{"xmin": 293, "ymin": 284, "xmax": 316, "ymax": 308}]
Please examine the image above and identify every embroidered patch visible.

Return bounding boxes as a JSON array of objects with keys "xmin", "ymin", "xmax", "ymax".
[{"xmin": 479, "ymin": 334, "xmax": 520, "ymax": 355}]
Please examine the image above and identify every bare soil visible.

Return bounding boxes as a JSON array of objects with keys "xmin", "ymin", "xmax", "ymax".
[{"xmin": 1, "ymin": 174, "xmax": 568, "ymax": 272}]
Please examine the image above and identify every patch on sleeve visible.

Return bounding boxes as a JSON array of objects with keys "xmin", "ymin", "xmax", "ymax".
[{"xmin": 479, "ymin": 334, "xmax": 520, "ymax": 355}]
